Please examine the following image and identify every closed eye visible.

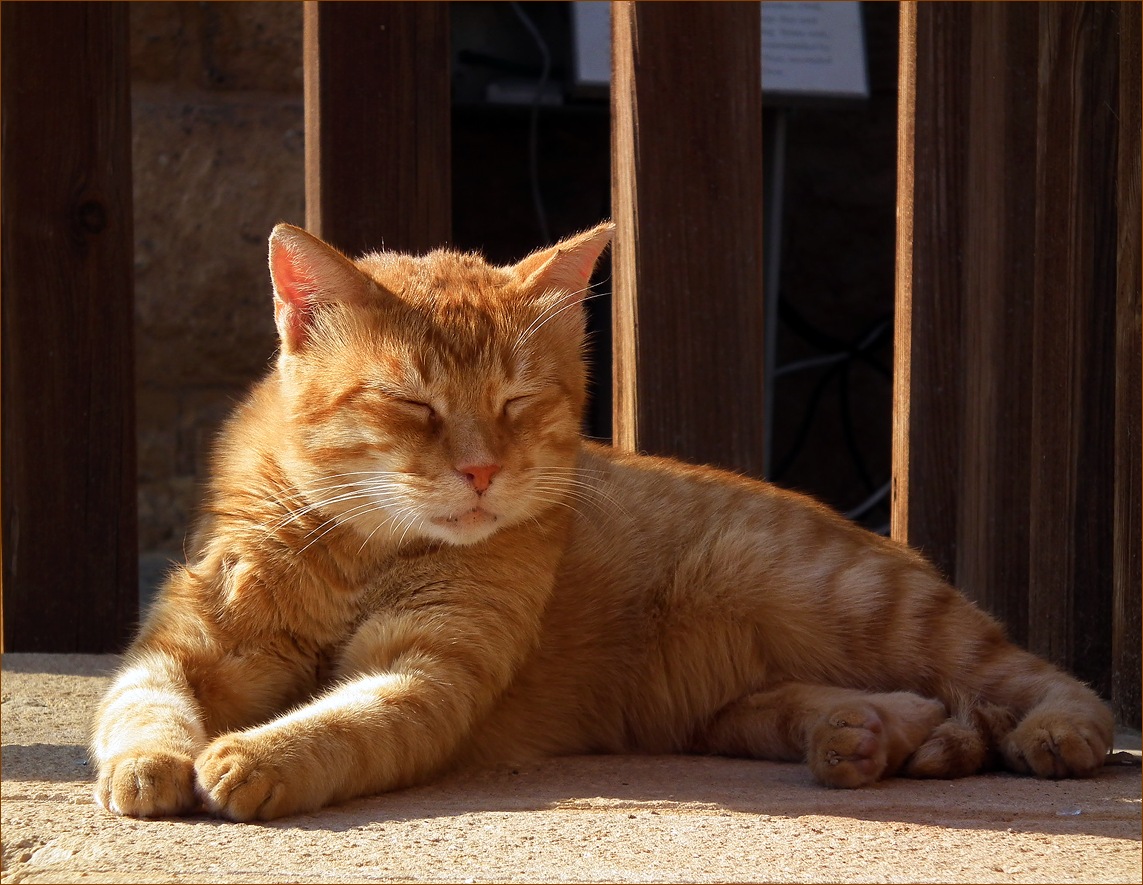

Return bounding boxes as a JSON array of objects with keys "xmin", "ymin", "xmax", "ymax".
[
  {"xmin": 395, "ymin": 398, "xmax": 436, "ymax": 421},
  {"xmin": 503, "ymin": 395, "xmax": 533, "ymax": 420}
]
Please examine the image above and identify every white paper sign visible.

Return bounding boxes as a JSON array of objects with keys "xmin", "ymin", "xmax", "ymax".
[
  {"xmin": 571, "ymin": 1, "xmax": 869, "ymax": 101},
  {"xmin": 761, "ymin": 2, "xmax": 869, "ymax": 99}
]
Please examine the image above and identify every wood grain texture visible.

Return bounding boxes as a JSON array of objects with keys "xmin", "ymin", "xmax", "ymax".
[
  {"xmin": 610, "ymin": 1, "xmax": 765, "ymax": 477},
  {"xmin": 1026, "ymin": 2, "xmax": 1118, "ymax": 694},
  {"xmin": 955, "ymin": 4, "xmax": 1037, "ymax": 646},
  {"xmin": 304, "ymin": 1, "xmax": 451, "ymax": 257},
  {"xmin": 895, "ymin": 2, "xmax": 1131, "ymax": 712},
  {"xmin": 1, "ymin": 2, "xmax": 138, "ymax": 652},
  {"xmin": 891, "ymin": 2, "xmax": 917, "ymax": 551},
  {"xmin": 1112, "ymin": 0, "xmax": 1141, "ymax": 729},
  {"xmin": 891, "ymin": 2, "xmax": 970, "ymax": 580}
]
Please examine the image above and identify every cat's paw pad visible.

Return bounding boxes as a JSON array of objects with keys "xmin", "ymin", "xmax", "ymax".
[
  {"xmin": 1002, "ymin": 709, "xmax": 1112, "ymax": 779},
  {"xmin": 95, "ymin": 751, "xmax": 198, "ymax": 818},
  {"xmin": 809, "ymin": 706, "xmax": 889, "ymax": 788},
  {"xmin": 195, "ymin": 734, "xmax": 293, "ymax": 821}
]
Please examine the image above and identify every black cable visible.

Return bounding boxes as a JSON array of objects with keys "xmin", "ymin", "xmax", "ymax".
[
  {"xmin": 779, "ymin": 295, "xmax": 846, "ymax": 351},
  {"xmin": 771, "ymin": 359, "xmax": 847, "ymax": 482},
  {"xmin": 780, "ymin": 296, "xmax": 893, "ymax": 380},
  {"xmin": 771, "ymin": 309, "xmax": 893, "ymax": 508},
  {"xmin": 837, "ymin": 361, "xmax": 876, "ymax": 493}
]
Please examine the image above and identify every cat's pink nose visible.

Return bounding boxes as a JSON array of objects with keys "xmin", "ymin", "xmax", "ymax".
[{"xmin": 458, "ymin": 463, "xmax": 501, "ymax": 493}]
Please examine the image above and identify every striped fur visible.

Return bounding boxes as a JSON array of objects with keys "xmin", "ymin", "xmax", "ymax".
[{"xmin": 92, "ymin": 223, "xmax": 1113, "ymax": 821}]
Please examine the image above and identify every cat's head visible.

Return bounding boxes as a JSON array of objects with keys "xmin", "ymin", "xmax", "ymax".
[{"xmin": 265, "ymin": 222, "xmax": 613, "ymax": 548}]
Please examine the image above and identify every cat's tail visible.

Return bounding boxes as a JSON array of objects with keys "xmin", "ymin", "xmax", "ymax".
[{"xmin": 902, "ymin": 691, "xmax": 1017, "ymax": 778}]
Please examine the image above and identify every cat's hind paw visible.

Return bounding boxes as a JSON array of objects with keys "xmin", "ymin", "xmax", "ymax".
[
  {"xmin": 808, "ymin": 707, "xmax": 890, "ymax": 788},
  {"xmin": 808, "ymin": 692, "xmax": 947, "ymax": 788},
  {"xmin": 1002, "ymin": 708, "xmax": 1112, "ymax": 779},
  {"xmin": 95, "ymin": 751, "xmax": 199, "ymax": 818}
]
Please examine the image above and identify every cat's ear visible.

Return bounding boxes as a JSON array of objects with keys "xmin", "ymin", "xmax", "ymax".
[
  {"xmin": 268, "ymin": 224, "xmax": 370, "ymax": 354},
  {"xmin": 515, "ymin": 222, "xmax": 614, "ymax": 300}
]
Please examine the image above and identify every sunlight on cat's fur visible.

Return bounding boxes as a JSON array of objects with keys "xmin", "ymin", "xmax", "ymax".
[{"xmin": 92, "ymin": 223, "xmax": 1113, "ymax": 821}]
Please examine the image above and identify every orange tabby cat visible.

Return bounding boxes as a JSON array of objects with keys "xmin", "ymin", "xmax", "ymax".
[{"xmin": 92, "ymin": 222, "xmax": 1113, "ymax": 821}]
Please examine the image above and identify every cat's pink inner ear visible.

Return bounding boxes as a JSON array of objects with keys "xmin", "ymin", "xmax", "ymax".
[
  {"xmin": 268, "ymin": 224, "xmax": 343, "ymax": 353},
  {"xmin": 270, "ymin": 239, "xmax": 316, "ymax": 308}
]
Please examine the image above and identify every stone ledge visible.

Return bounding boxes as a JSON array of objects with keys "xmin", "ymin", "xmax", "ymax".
[{"xmin": 3, "ymin": 653, "xmax": 1139, "ymax": 884}]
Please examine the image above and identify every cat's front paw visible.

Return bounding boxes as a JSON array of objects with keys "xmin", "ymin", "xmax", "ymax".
[
  {"xmin": 195, "ymin": 733, "xmax": 312, "ymax": 821},
  {"xmin": 95, "ymin": 751, "xmax": 199, "ymax": 818},
  {"xmin": 1002, "ymin": 708, "xmax": 1112, "ymax": 779},
  {"xmin": 808, "ymin": 706, "xmax": 889, "ymax": 788}
]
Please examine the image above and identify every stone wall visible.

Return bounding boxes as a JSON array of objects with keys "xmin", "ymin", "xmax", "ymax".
[{"xmin": 131, "ymin": 3, "xmax": 304, "ymax": 564}]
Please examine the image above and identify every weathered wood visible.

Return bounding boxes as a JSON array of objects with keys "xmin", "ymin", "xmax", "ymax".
[
  {"xmin": 1113, "ymin": 0, "xmax": 1142, "ymax": 729},
  {"xmin": 610, "ymin": 1, "xmax": 765, "ymax": 476},
  {"xmin": 1026, "ymin": 2, "xmax": 1118, "ymax": 695},
  {"xmin": 303, "ymin": 1, "xmax": 451, "ymax": 257},
  {"xmin": 1, "ymin": 2, "xmax": 138, "ymax": 652},
  {"xmin": 891, "ymin": 2, "xmax": 970, "ymax": 579},
  {"xmin": 955, "ymin": 4, "xmax": 1038, "ymax": 646},
  {"xmin": 895, "ymin": 2, "xmax": 1130, "ymax": 710}
]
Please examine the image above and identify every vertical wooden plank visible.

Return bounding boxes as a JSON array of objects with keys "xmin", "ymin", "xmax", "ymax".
[
  {"xmin": 1, "ymin": 2, "xmax": 138, "ymax": 652},
  {"xmin": 891, "ymin": 2, "xmax": 970, "ymax": 579},
  {"xmin": 304, "ymin": 1, "xmax": 451, "ymax": 256},
  {"xmin": 611, "ymin": 1, "xmax": 765, "ymax": 476},
  {"xmin": 1113, "ymin": 0, "xmax": 1142, "ymax": 729},
  {"xmin": 954, "ymin": 4, "xmax": 1038, "ymax": 645},
  {"xmin": 897, "ymin": 1, "xmax": 1128, "ymax": 709},
  {"xmin": 610, "ymin": 2, "xmax": 641, "ymax": 460},
  {"xmin": 1027, "ymin": 2, "xmax": 1118, "ymax": 694}
]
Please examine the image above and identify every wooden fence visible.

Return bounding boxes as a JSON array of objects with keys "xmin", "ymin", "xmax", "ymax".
[
  {"xmin": 2, "ymin": 1, "xmax": 1138, "ymax": 726},
  {"xmin": 895, "ymin": 2, "xmax": 1140, "ymax": 726}
]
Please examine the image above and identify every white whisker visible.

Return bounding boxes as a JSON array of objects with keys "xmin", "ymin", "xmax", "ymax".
[
  {"xmin": 247, "ymin": 467, "xmax": 426, "ymax": 556},
  {"xmin": 524, "ymin": 467, "xmax": 634, "ymax": 524},
  {"xmin": 512, "ymin": 287, "xmax": 607, "ymax": 356},
  {"xmin": 529, "ymin": 474, "xmax": 632, "ymax": 520},
  {"xmin": 396, "ymin": 507, "xmax": 423, "ymax": 547},
  {"xmin": 272, "ymin": 489, "xmax": 384, "ymax": 530}
]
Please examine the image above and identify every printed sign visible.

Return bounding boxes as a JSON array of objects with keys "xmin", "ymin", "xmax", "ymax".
[{"xmin": 571, "ymin": 1, "xmax": 869, "ymax": 101}]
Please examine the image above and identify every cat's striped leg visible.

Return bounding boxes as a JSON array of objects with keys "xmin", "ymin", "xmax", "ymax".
[
  {"xmin": 191, "ymin": 669, "xmax": 426, "ymax": 821},
  {"xmin": 193, "ymin": 604, "xmax": 531, "ymax": 821},
  {"xmin": 91, "ymin": 650, "xmax": 207, "ymax": 817},
  {"xmin": 979, "ymin": 647, "xmax": 1113, "ymax": 779},
  {"xmin": 1003, "ymin": 704, "xmax": 1112, "ymax": 778},
  {"xmin": 93, "ymin": 630, "xmax": 310, "ymax": 817},
  {"xmin": 697, "ymin": 683, "xmax": 947, "ymax": 788},
  {"xmin": 910, "ymin": 602, "xmax": 1113, "ymax": 779}
]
